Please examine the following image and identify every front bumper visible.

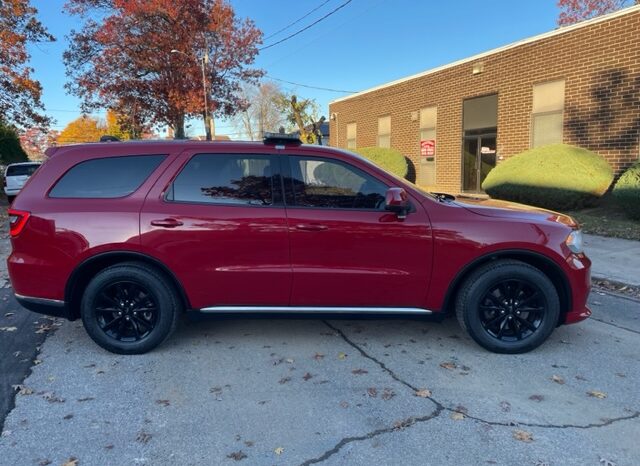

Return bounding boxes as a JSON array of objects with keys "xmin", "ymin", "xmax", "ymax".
[
  {"xmin": 15, "ymin": 294, "xmax": 73, "ymax": 320},
  {"xmin": 562, "ymin": 253, "xmax": 592, "ymax": 325}
]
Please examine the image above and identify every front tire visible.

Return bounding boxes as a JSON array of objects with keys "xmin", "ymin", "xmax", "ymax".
[
  {"xmin": 456, "ymin": 259, "xmax": 560, "ymax": 354},
  {"xmin": 81, "ymin": 262, "xmax": 181, "ymax": 354}
]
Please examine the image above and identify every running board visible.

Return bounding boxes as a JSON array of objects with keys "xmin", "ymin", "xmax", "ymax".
[{"xmin": 198, "ymin": 306, "xmax": 433, "ymax": 315}]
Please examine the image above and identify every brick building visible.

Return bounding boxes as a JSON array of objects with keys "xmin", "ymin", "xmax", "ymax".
[{"xmin": 328, "ymin": 5, "xmax": 640, "ymax": 194}]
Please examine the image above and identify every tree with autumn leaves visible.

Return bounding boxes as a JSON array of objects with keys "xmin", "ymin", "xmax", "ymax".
[
  {"xmin": 557, "ymin": 0, "xmax": 638, "ymax": 25},
  {"xmin": 63, "ymin": 0, "xmax": 263, "ymax": 139}
]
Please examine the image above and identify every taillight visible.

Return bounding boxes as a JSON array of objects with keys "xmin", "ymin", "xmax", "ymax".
[{"xmin": 8, "ymin": 209, "xmax": 31, "ymax": 238}]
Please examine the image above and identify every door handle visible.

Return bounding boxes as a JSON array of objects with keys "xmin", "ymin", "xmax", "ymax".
[
  {"xmin": 295, "ymin": 223, "xmax": 328, "ymax": 232},
  {"xmin": 151, "ymin": 218, "xmax": 184, "ymax": 228}
]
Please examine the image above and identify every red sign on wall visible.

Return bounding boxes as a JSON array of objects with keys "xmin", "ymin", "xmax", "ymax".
[{"xmin": 420, "ymin": 139, "xmax": 436, "ymax": 157}]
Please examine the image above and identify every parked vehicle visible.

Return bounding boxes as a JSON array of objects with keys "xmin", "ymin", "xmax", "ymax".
[
  {"xmin": 7, "ymin": 135, "xmax": 591, "ymax": 354},
  {"xmin": 4, "ymin": 162, "xmax": 41, "ymax": 203}
]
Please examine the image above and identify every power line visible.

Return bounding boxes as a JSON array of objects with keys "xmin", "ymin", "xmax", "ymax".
[
  {"xmin": 264, "ymin": 0, "xmax": 333, "ymax": 41},
  {"xmin": 259, "ymin": 0, "xmax": 354, "ymax": 51},
  {"xmin": 266, "ymin": 75, "xmax": 356, "ymax": 93}
]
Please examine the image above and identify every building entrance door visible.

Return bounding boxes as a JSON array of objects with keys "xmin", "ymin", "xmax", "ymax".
[{"xmin": 462, "ymin": 134, "xmax": 497, "ymax": 193}]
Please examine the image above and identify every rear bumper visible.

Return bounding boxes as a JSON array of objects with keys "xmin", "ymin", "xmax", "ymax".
[{"xmin": 15, "ymin": 294, "xmax": 73, "ymax": 320}]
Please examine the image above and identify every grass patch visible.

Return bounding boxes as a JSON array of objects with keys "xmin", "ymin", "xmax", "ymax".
[{"xmin": 566, "ymin": 194, "xmax": 640, "ymax": 241}]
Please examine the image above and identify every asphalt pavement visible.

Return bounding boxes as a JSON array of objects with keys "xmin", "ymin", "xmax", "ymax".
[{"xmin": 0, "ymin": 289, "xmax": 638, "ymax": 466}]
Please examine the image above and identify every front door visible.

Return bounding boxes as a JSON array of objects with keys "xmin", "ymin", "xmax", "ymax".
[
  {"xmin": 462, "ymin": 134, "xmax": 497, "ymax": 193},
  {"xmin": 283, "ymin": 153, "xmax": 433, "ymax": 308},
  {"xmin": 140, "ymin": 151, "xmax": 291, "ymax": 310}
]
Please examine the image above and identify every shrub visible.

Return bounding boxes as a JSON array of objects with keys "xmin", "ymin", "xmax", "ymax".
[
  {"xmin": 352, "ymin": 147, "xmax": 408, "ymax": 179},
  {"xmin": 482, "ymin": 144, "xmax": 613, "ymax": 210},
  {"xmin": 613, "ymin": 162, "xmax": 640, "ymax": 220}
]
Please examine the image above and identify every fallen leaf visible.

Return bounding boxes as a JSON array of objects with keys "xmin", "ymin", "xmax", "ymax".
[
  {"xmin": 513, "ymin": 429, "xmax": 533, "ymax": 442},
  {"xmin": 302, "ymin": 372, "xmax": 313, "ymax": 381},
  {"xmin": 136, "ymin": 430, "xmax": 152, "ymax": 444},
  {"xmin": 37, "ymin": 460, "xmax": 51, "ymax": 466},
  {"xmin": 104, "ymin": 444, "xmax": 114, "ymax": 450},
  {"xmin": 587, "ymin": 390, "xmax": 607, "ymax": 399},
  {"xmin": 313, "ymin": 353, "xmax": 325, "ymax": 361},
  {"xmin": 393, "ymin": 418, "xmax": 414, "ymax": 430},
  {"xmin": 61, "ymin": 458, "xmax": 78, "ymax": 466},
  {"xmin": 278, "ymin": 377, "xmax": 291, "ymax": 385},
  {"xmin": 285, "ymin": 358, "xmax": 294, "ymax": 364},
  {"xmin": 227, "ymin": 451, "xmax": 247, "ymax": 461},
  {"xmin": 337, "ymin": 352, "xmax": 347, "ymax": 360},
  {"xmin": 551, "ymin": 375, "xmax": 565, "ymax": 385},
  {"xmin": 244, "ymin": 441, "xmax": 254, "ymax": 447},
  {"xmin": 33, "ymin": 359, "xmax": 42, "ymax": 365},
  {"xmin": 529, "ymin": 394, "xmax": 544, "ymax": 402},
  {"xmin": 415, "ymin": 389, "xmax": 432, "ymax": 398},
  {"xmin": 599, "ymin": 457, "xmax": 617, "ymax": 466},
  {"xmin": 274, "ymin": 447, "xmax": 284, "ymax": 455},
  {"xmin": 450, "ymin": 411, "xmax": 465, "ymax": 420},
  {"xmin": 155, "ymin": 399, "xmax": 170, "ymax": 407},
  {"xmin": 440, "ymin": 361, "xmax": 457, "ymax": 370},
  {"xmin": 351, "ymin": 368, "xmax": 368, "ymax": 375},
  {"xmin": 63, "ymin": 414, "xmax": 73, "ymax": 420},
  {"xmin": 42, "ymin": 392, "xmax": 64, "ymax": 403},
  {"xmin": 381, "ymin": 389, "xmax": 395, "ymax": 400},
  {"xmin": 12, "ymin": 385, "xmax": 33, "ymax": 395},
  {"xmin": 76, "ymin": 397, "xmax": 94, "ymax": 402},
  {"xmin": 4, "ymin": 312, "xmax": 15, "ymax": 317},
  {"xmin": 367, "ymin": 387, "xmax": 378, "ymax": 398},
  {"xmin": 340, "ymin": 401, "xmax": 349, "ymax": 408},
  {"xmin": 0, "ymin": 326, "xmax": 17, "ymax": 332},
  {"xmin": 500, "ymin": 401, "xmax": 511, "ymax": 412}
]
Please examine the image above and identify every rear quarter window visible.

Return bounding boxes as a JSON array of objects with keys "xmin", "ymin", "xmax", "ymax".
[{"xmin": 49, "ymin": 155, "xmax": 165, "ymax": 198}]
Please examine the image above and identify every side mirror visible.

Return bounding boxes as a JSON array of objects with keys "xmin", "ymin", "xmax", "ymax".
[{"xmin": 384, "ymin": 187, "xmax": 410, "ymax": 219}]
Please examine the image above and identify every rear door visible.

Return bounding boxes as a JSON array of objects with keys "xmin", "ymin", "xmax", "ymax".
[
  {"xmin": 140, "ymin": 150, "xmax": 291, "ymax": 310},
  {"xmin": 283, "ymin": 152, "xmax": 433, "ymax": 308}
]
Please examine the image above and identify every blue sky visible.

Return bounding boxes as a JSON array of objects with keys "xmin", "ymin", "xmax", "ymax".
[{"xmin": 29, "ymin": 0, "xmax": 560, "ymax": 136}]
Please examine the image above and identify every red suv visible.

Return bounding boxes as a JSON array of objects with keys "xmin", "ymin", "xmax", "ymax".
[{"xmin": 7, "ymin": 136, "xmax": 591, "ymax": 354}]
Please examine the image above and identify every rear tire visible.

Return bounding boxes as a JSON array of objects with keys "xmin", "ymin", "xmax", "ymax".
[
  {"xmin": 455, "ymin": 259, "xmax": 560, "ymax": 354},
  {"xmin": 81, "ymin": 262, "xmax": 181, "ymax": 354}
]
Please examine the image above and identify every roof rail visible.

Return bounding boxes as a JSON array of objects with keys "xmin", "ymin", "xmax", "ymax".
[
  {"xmin": 99, "ymin": 135, "xmax": 120, "ymax": 142},
  {"xmin": 263, "ymin": 132, "xmax": 301, "ymax": 146}
]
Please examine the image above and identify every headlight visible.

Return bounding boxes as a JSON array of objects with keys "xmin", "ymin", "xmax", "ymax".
[{"xmin": 566, "ymin": 230, "xmax": 584, "ymax": 254}]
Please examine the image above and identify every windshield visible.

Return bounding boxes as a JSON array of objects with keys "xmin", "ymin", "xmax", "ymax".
[{"xmin": 6, "ymin": 164, "xmax": 40, "ymax": 177}]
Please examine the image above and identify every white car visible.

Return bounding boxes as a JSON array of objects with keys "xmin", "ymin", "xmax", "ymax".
[{"xmin": 4, "ymin": 162, "xmax": 41, "ymax": 203}]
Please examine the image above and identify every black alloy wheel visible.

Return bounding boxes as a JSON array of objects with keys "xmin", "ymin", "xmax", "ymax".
[
  {"xmin": 478, "ymin": 279, "xmax": 546, "ymax": 342},
  {"xmin": 456, "ymin": 259, "xmax": 560, "ymax": 354},
  {"xmin": 94, "ymin": 281, "xmax": 158, "ymax": 342},
  {"xmin": 81, "ymin": 262, "xmax": 181, "ymax": 354}
]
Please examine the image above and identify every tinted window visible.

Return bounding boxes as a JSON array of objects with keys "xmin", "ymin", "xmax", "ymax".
[
  {"xmin": 168, "ymin": 154, "xmax": 275, "ymax": 206},
  {"xmin": 49, "ymin": 155, "xmax": 165, "ymax": 198},
  {"xmin": 7, "ymin": 164, "xmax": 40, "ymax": 177},
  {"xmin": 287, "ymin": 156, "xmax": 387, "ymax": 209}
]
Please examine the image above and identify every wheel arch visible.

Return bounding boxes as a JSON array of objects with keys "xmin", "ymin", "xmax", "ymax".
[
  {"xmin": 65, "ymin": 251, "xmax": 191, "ymax": 319},
  {"xmin": 441, "ymin": 249, "xmax": 572, "ymax": 324}
]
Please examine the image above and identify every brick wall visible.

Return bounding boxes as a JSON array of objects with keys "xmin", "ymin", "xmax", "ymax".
[{"xmin": 329, "ymin": 8, "xmax": 640, "ymax": 193}]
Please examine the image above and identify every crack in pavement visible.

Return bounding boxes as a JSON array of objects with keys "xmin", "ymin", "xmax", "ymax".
[
  {"xmin": 590, "ymin": 317, "xmax": 640, "ymax": 335},
  {"xmin": 300, "ymin": 320, "xmax": 640, "ymax": 465},
  {"xmin": 299, "ymin": 407, "xmax": 443, "ymax": 466}
]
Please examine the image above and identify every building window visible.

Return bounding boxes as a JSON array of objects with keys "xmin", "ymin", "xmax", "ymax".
[
  {"xmin": 532, "ymin": 80, "xmax": 565, "ymax": 148},
  {"xmin": 346, "ymin": 123, "xmax": 357, "ymax": 149},
  {"xmin": 418, "ymin": 107, "xmax": 437, "ymax": 186},
  {"xmin": 378, "ymin": 116, "xmax": 391, "ymax": 148}
]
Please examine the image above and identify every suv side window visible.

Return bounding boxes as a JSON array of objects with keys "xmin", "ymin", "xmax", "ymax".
[
  {"xmin": 49, "ymin": 155, "xmax": 165, "ymax": 198},
  {"xmin": 166, "ymin": 154, "xmax": 277, "ymax": 206},
  {"xmin": 287, "ymin": 156, "xmax": 387, "ymax": 210}
]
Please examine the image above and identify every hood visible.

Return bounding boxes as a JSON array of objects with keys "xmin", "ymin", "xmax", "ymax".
[{"xmin": 453, "ymin": 197, "xmax": 578, "ymax": 227}]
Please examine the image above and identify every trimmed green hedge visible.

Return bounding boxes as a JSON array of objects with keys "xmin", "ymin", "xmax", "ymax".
[
  {"xmin": 482, "ymin": 144, "xmax": 613, "ymax": 210},
  {"xmin": 613, "ymin": 162, "xmax": 640, "ymax": 220},
  {"xmin": 352, "ymin": 147, "xmax": 408, "ymax": 179}
]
